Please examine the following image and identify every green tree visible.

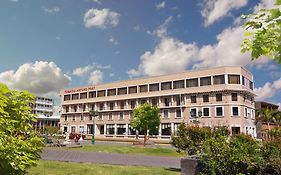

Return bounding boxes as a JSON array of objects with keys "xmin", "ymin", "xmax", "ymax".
[
  {"xmin": 241, "ymin": 0, "xmax": 281, "ymax": 63},
  {"xmin": 0, "ymin": 84, "xmax": 43, "ymax": 175},
  {"xmin": 130, "ymin": 102, "xmax": 160, "ymax": 145},
  {"xmin": 256, "ymin": 108, "xmax": 273, "ymax": 130}
]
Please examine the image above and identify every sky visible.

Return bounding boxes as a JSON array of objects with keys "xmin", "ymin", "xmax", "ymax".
[{"xmin": 0, "ymin": 0, "xmax": 280, "ymax": 108}]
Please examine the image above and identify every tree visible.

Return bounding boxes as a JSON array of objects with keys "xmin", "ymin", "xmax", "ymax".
[
  {"xmin": 256, "ymin": 108, "xmax": 273, "ymax": 130},
  {"xmin": 0, "ymin": 84, "xmax": 43, "ymax": 175},
  {"xmin": 130, "ymin": 102, "xmax": 160, "ymax": 145},
  {"xmin": 241, "ymin": 0, "xmax": 281, "ymax": 64}
]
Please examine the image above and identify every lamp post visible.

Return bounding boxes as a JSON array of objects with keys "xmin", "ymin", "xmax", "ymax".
[{"xmin": 89, "ymin": 110, "xmax": 98, "ymax": 144}]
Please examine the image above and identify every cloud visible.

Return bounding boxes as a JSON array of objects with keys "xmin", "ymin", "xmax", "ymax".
[
  {"xmin": 156, "ymin": 1, "xmax": 166, "ymax": 9},
  {"xmin": 254, "ymin": 77, "xmax": 281, "ymax": 101},
  {"xmin": 84, "ymin": 8, "xmax": 120, "ymax": 29},
  {"xmin": 200, "ymin": 0, "xmax": 248, "ymax": 26},
  {"xmin": 133, "ymin": 25, "xmax": 141, "ymax": 31},
  {"xmin": 42, "ymin": 6, "xmax": 60, "ymax": 14},
  {"xmin": 0, "ymin": 61, "xmax": 71, "ymax": 97},
  {"xmin": 148, "ymin": 16, "xmax": 172, "ymax": 38},
  {"xmin": 92, "ymin": 0, "xmax": 102, "ymax": 5},
  {"xmin": 109, "ymin": 73, "xmax": 115, "ymax": 77},
  {"xmin": 72, "ymin": 63, "xmax": 111, "ymax": 77},
  {"xmin": 10, "ymin": 0, "xmax": 18, "ymax": 2},
  {"xmin": 88, "ymin": 70, "xmax": 103, "ymax": 85},
  {"xmin": 109, "ymin": 36, "xmax": 118, "ymax": 45}
]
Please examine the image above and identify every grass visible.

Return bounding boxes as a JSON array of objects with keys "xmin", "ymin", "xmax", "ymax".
[
  {"xmin": 64, "ymin": 144, "xmax": 185, "ymax": 157},
  {"xmin": 28, "ymin": 160, "xmax": 180, "ymax": 175}
]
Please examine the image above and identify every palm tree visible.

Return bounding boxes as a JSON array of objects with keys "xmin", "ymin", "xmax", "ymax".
[
  {"xmin": 273, "ymin": 111, "xmax": 281, "ymax": 127},
  {"xmin": 256, "ymin": 108, "xmax": 273, "ymax": 130}
]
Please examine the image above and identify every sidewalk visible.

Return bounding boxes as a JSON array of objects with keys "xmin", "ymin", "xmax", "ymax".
[{"xmin": 41, "ymin": 148, "xmax": 180, "ymax": 169}]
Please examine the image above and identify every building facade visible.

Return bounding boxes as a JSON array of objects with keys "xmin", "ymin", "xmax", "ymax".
[
  {"xmin": 31, "ymin": 97, "xmax": 60, "ymax": 131},
  {"xmin": 60, "ymin": 66, "xmax": 257, "ymax": 139}
]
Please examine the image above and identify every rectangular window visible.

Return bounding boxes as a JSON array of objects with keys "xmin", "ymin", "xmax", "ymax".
[
  {"xmin": 107, "ymin": 89, "xmax": 116, "ymax": 96},
  {"xmin": 120, "ymin": 101, "xmax": 125, "ymax": 109},
  {"xmin": 232, "ymin": 107, "xmax": 239, "ymax": 116},
  {"xmin": 80, "ymin": 92, "xmax": 87, "ymax": 99},
  {"xmin": 245, "ymin": 108, "xmax": 248, "ymax": 118},
  {"xmin": 80, "ymin": 115, "xmax": 84, "ymax": 121},
  {"xmin": 200, "ymin": 76, "xmax": 211, "ymax": 86},
  {"xmin": 216, "ymin": 107, "xmax": 223, "ymax": 116},
  {"xmin": 216, "ymin": 94, "xmax": 222, "ymax": 101},
  {"xmin": 99, "ymin": 103, "xmax": 104, "ymax": 111},
  {"xmin": 72, "ymin": 115, "xmax": 75, "ymax": 121},
  {"xmin": 118, "ymin": 87, "xmax": 127, "ymax": 95},
  {"xmin": 161, "ymin": 81, "xmax": 172, "ymax": 90},
  {"xmin": 213, "ymin": 75, "xmax": 225, "ymax": 85},
  {"xmin": 149, "ymin": 83, "xmax": 159, "ymax": 92},
  {"xmin": 109, "ymin": 102, "xmax": 114, "ymax": 110},
  {"xmin": 164, "ymin": 97, "xmax": 170, "ymax": 106},
  {"xmin": 151, "ymin": 98, "xmax": 158, "ymax": 106},
  {"xmin": 232, "ymin": 93, "xmax": 238, "ymax": 101},
  {"xmin": 173, "ymin": 80, "xmax": 185, "ymax": 89},
  {"xmin": 89, "ymin": 91, "xmax": 96, "ymax": 98},
  {"xmin": 119, "ymin": 112, "xmax": 124, "ymax": 120},
  {"xmin": 203, "ymin": 95, "xmax": 209, "ymax": 102},
  {"xmin": 163, "ymin": 110, "xmax": 169, "ymax": 118},
  {"xmin": 98, "ymin": 113, "xmax": 103, "ymax": 120},
  {"xmin": 186, "ymin": 78, "xmax": 198, "ymax": 87},
  {"xmin": 64, "ymin": 95, "xmax": 71, "ymax": 101},
  {"xmin": 140, "ymin": 99, "xmax": 147, "ymax": 104},
  {"xmin": 190, "ymin": 108, "xmax": 197, "ymax": 118},
  {"xmin": 64, "ymin": 115, "xmax": 67, "ymax": 121},
  {"xmin": 108, "ymin": 113, "xmax": 113, "ymax": 120},
  {"xmin": 228, "ymin": 75, "xmax": 240, "ymax": 84},
  {"xmin": 249, "ymin": 81, "xmax": 253, "ymax": 90},
  {"xmin": 72, "ymin": 94, "xmax": 79, "ymax": 100},
  {"xmin": 65, "ymin": 106, "xmax": 69, "ymax": 113},
  {"xmin": 176, "ymin": 109, "xmax": 182, "ymax": 118},
  {"xmin": 139, "ymin": 85, "xmax": 148, "ymax": 93},
  {"xmin": 97, "ymin": 90, "xmax": 105, "ymax": 97},
  {"xmin": 191, "ymin": 95, "xmax": 196, "ymax": 103},
  {"xmin": 73, "ymin": 106, "xmax": 77, "ymax": 112},
  {"xmin": 130, "ymin": 100, "xmax": 136, "ymax": 109},
  {"xmin": 203, "ymin": 108, "xmax": 210, "ymax": 117},
  {"xmin": 242, "ymin": 76, "xmax": 245, "ymax": 85},
  {"xmin": 128, "ymin": 86, "xmax": 137, "ymax": 94},
  {"xmin": 71, "ymin": 126, "xmax": 75, "ymax": 133}
]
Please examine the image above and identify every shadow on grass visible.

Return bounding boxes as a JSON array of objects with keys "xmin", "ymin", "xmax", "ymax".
[{"xmin": 165, "ymin": 168, "xmax": 181, "ymax": 172}]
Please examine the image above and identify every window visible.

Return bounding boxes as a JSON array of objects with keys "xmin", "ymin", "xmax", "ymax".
[
  {"xmin": 216, "ymin": 107, "xmax": 223, "ymax": 116},
  {"xmin": 176, "ymin": 109, "xmax": 182, "ymax": 118},
  {"xmin": 173, "ymin": 80, "xmax": 185, "ymax": 89},
  {"xmin": 216, "ymin": 94, "xmax": 222, "ymax": 101},
  {"xmin": 89, "ymin": 91, "xmax": 96, "ymax": 98},
  {"xmin": 72, "ymin": 115, "xmax": 75, "ymax": 121},
  {"xmin": 107, "ymin": 89, "xmax": 116, "ymax": 96},
  {"xmin": 164, "ymin": 97, "xmax": 170, "ymax": 106},
  {"xmin": 80, "ymin": 92, "xmax": 87, "ymax": 99},
  {"xmin": 161, "ymin": 82, "xmax": 172, "ymax": 90},
  {"xmin": 99, "ymin": 103, "xmax": 104, "ymax": 111},
  {"xmin": 80, "ymin": 115, "xmax": 84, "ymax": 121},
  {"xmin": 98, "ymin": 113, "xmax": 103, "ymax": 120},
  {"xmin": 213, "ymin": 75, "xmax": 225, "ymax": 85},
  {"xmin": 97, "ymin": 90, "xmax": 105, "ymax": 97},
  {"xmin": 249, "ymin": 81, "xmax": 253, "ymax": 90},
  {"xmin": 186, "ymin": 78, "xmax": 198, "ymax": 87},
  {"xmin": 128, "ymin": 86, "xmax": 137, "ymax": 94},
  {"xmin": 109, "ymin": 102, "xmax": 114, "ymax": 110},
  {"xmin": 242, "ymin": 76, "xmax": 245, "ymax": 85},
  {"xmin": 232, "ymin": 107, "xmax": 239, "ymax": 116},
  {"xmin": 200, "ymin": 76, "xmax": 211, "ymax": 86},
  {"xmin": 203, "ymin": 108, "xmax": 210, "ymax": 117},
  {"xmin": 176, "ymin": 95, "xmax": 184, "ymax": 106},
  {"xmin": 130, "ymin": 100, "xmax": 136, "ymax": 109},
  {"xmin": 71, "ymin": 126, "xmax": 75, "ymax": 133},
  {"xmin": 118, "ymin": 87, "xmax": 127, "ymax": 95},
  {"xmin": 245, "ymin": 108, "xmax": 248, "ymax": 118},
  {"xmin": 64, "ymin": 95, "xmax": 70, "ymax": 101},
  {"xmin": 163, "ymin": 110, "xmax": 169, "ymax": 118},
  {"xmin": 119, "ymin": 112, "xmax": 124, "ymax": 120},
  {"xmin": 73, "ymin": 106, "xmax": 77, "ymax": 112},
  {"xmin": 108, "ymin": 113, "xmax": 113, "ymax": 120},
  {"xmin": 191, "ymin": 95, "xmax": 196, "ymax": 103},
  {"xmin": 82, "ymin": 104, "xmax": 86, "ymax": 111},
  {"xmin": 65, "ymin": 106, "xmax": 69, "ymax": 113},
  {"xmin": 190, "ymin": 108, "xmax": 197, "ymax": 118},
  {"xmin": 139, "ymin": 85, "xmax": 148, "ymax": 93},
  {"xmin": 64, "ymin": 115, "xmax": 67, "ymax": 121},
  {"xmin": 151, "ymin": 98, "xmax": 158, "ymax": 106},
  {"xmin": 228, "ymin": 75, "xmax": 240, "ymax": 84},
  {"xmin": 149, "ymin": 83, "xmax": 159, "ymax": 92},
  {"xmin": 203, "ymin": 95, "xmax": 209, "ymax": 102},
  {"xmin": 72, "ymin": 94, "xmax": 79, "ymax": 100},
  {"xmin": 232, "ymin": 93, "xmax": 238, "ymax": 101},
  {"xmin": 120, "ymin": 101, "xmax": 125, "ymax": 109},
  {"xmin": 140, "ymin": 99, "xmax": 146, "ymax": 104}
]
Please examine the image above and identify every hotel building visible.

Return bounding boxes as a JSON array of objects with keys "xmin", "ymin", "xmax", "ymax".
[{"xmin": 60, "ymin": 66, "xmax": 257, "ymax": 139}]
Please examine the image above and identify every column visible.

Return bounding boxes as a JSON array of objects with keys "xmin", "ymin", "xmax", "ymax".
[
  {"xmin": 114, "ymin": 124, "xmax": 117, "ymax": 136},
  {"xmin": 158, "ymin": 124, "xmax": 162, "ymax": 137},
  {"xmin": 171, "ymin": 123, "xmax": 174, "ymax": 136},
  {"xmin": 104, "ymin": 124, "xmax": 106, "ymax": 136},
  {"xmin": 125, "ymin": 124, "xmax": 128, "ymax": 136},
  {"xmin": 225, "ymin": 74, "xmax": 228, "ymax": 84}
]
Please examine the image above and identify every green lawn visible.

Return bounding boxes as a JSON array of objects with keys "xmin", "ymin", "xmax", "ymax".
[
  {"xmin": 65, "ymin": 144, "xmax": 185, "ymax": 157},
  {"xmin": 28, "ymin": 160, "xmax": 180, "ymax": 175}
]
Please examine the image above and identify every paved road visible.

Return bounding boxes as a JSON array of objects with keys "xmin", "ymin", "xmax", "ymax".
[{"xmin": 41, "ymin": 148, "xmax": 180, "ymax": 169}]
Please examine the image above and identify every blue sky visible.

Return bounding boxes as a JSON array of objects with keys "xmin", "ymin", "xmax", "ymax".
[{"xmin": 0, "ymin": 0, "xmax": 280, "ymax": 107}]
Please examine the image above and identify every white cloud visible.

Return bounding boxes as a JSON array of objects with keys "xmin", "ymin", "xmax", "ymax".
[
  {"xmin": 134, "ymin": 25, "xmax": 141, "ymax": 31},
  {"xmin": 10, "ymin": 0, "xmax": 18, "ymax": 2},
  {"xmin": 254, "ymin": 0, "xmax": 277, "ymax": 11},
  {"xmin": 254, "ymin": 77, "xmax": 281, "ymax": 101},
  {"xmin": 42, "ymin": 6, "xmax": 60, "ymax": 14},
  {"xmin": 200, "ymin": 0, "xmax": 248, "ymax": 26},
  {"xmin": 92, "ymin": 0, "xmax": 102, "ymax": 5},
  {"xmin": 88, "ymin": 70, "xmax": 103, "ymax": 85},
  {"xmin": 109, "ymin": 36, "xmax": 118, "ymax": 45},
  {"xmin": 72, "ymin": 63, "xmax": 111, "ymax": 77},
  {"xmin": 148, "ymin": 16, "xmax": 172, "ymax": 38},
  {"xmin": 109, "ymin": 73, "xmax": 115, "ymax": 77},
  {"xmin": 55, "ymin": 36, "xmax": 61, "ymax": 40},
  {"xmin": 0, "ymin": 61, "xmax": 70, "ymax": 97},
  {"xmin": 84, "ymin": 8, "xmax": 120, "ymax": 29},
  {"xmin": 156, "ymin": 1, "xmax": 166, "ymax": 9}
]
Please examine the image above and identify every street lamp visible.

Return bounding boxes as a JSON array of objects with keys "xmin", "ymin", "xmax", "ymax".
[{"xmin": 89, "ymin": 110, "xmax": 98, "ymax": 144}]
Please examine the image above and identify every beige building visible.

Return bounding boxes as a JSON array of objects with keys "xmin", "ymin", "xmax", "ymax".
[{"xmin": 60, "ymin": 66, "xmax": 257, "ymax": 139}]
